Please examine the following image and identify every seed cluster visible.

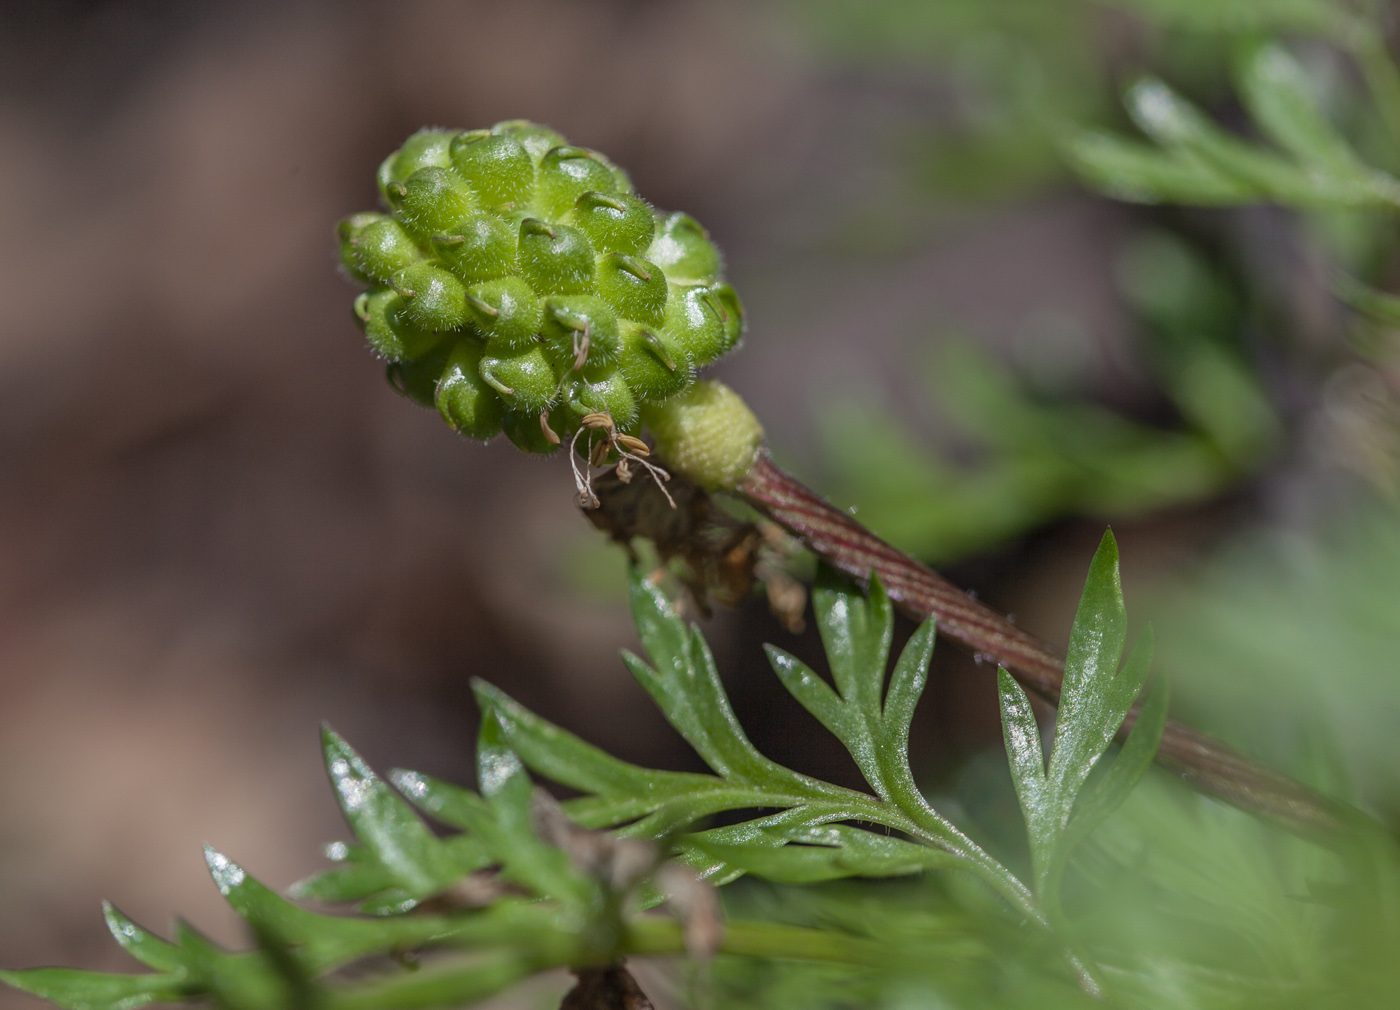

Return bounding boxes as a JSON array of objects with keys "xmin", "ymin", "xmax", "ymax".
[{"xmin": 339, "ymin": 120, "xmax": 743, "ymax": 453}]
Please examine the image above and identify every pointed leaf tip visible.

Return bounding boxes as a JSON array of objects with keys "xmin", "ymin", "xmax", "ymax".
[
  {"xmin": 202, "ymin": 845, "xmax": 246, "ymax": 896},
  {"xmin": 389, "ymin": 768, "xmax": 429, "ymax": 801},
  {"xmin": 1096, "ymin": 527, "xmax": 1119, "ymax": 563},
  {"xmin": 100, "ymin": 904, "xmax": 183, "ymax": 974},
  {"xmin": 470, "ymin": 678, "xmax": 504, "ymax": 711}
]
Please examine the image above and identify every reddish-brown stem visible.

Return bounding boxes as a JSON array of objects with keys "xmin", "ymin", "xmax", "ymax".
[{"xmin": 739, "ymin": 452, "xmax": 1346, "ymax": 837}]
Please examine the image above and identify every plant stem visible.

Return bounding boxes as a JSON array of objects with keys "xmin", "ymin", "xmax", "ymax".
[
  {"xmin": 737, "ymin": 451, "xmax": 1348, "ymax": 838},
  {"xmin": 627, "ymin": 917, "xmax": 878, "ymax": 965}
]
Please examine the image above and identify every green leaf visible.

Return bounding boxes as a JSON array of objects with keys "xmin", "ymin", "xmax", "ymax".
[
  {"xmin": 1105, "ymin": 626, "xmax": 1155, "ymax": 735},
  {"xmin": 469, "ymin": 682, "xmax": 853, "ymax": 837},
  {"xmin": 780, "ymin": 569, "xmax": 898, "ymax": 794},
  {"xmin": 1058, "ymin": 670, "xmax": 1171, "ymax": 863},
  {"xmin": 1237, "ymin": 42, "xmax": 1364, "ymax": 175},
  {"xmin": 101, "ymin": 904, "xmax": 184, "ymax": 974},
  {"xmin": 624, "ymin": 571, "xmax": 810, "ymax": 791},
  {"xmin": 473, "ymin": 714, "xmax": 593, "ymax": 904},
  {"xmin": 1064, "ymin": 129, "xmax": 1256, "ymax": 205},
  {"xmin": 390, "ymin": 770, "xmax": 492, "ymax": 828},
  {"xmin": 1124, "ymin": 76, "xmax": 1399, "ymax": 208},
  {"xmin": 1071, "ymin": 72, "xmax": 1400, "ymax": 210},
  {"xmin": 687, "ymin": 824, "xmax": 962, "ymax": 884},
  {"xmin": 321, "ymin": 725, "xmax": 457, "ymax": 901},
  {"xmin": 471, "ymin": 679, "xmax": 688, "ymax": 800},
  {"xmin": 1000, "ymin": 529, "xmax": 1159, "ymax": 913},
  {"xmin": 764, "ymin": 646, "xmax": 858, "ymax": 759},
  {"xmin": 290, "ymin": 849, "xmax": 401, "ymax": 905},
  {"xmin": 1048, "ymin": 530, "xmax": 1129, "ymax": 810},
  {"xmin": 202, "ymin": 847, "xmax": 453, "ymax": 973},
  {"xmin": 0, "ymin": 968, "xmax": 186, "ymax": 1010},
  {"xmin": 157, "ymin": 921, "xmax": 295, "ymax": 1010},
  {"xmin": 878, "ymin": 615, "xmax": 936, "ymax": 765},
  {"xmin": 1129, "ymin": 79, "xmax": 1312, "ymax": 195},
  {"xmin": 768, "ymin": 572, "xmax": 938, "ymax": 805},
  {"xmin": 394, "ymin": 717, "xmax": 592, "ymax": 907},
  {"xmin": 998, "ymin": 667, "xmax": 1049, "ymax": 848},
  {"xmin": 812, "ymin": 567, "xmax": 893, "ymax": 718}
]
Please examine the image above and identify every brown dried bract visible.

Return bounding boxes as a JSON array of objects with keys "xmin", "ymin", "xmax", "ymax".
[{"xmin": 584, "ymin": 465, "xmax": 807, "ymax": 632}]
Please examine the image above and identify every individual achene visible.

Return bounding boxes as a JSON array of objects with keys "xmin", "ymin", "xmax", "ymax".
[{"xmin": 339, "ymin": 120, "xmax": 745, "ymax": 454}]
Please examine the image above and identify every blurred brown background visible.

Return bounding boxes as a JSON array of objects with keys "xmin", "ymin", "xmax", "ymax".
[{"xmin": 0, "ymin": 2, "xmax": 1237, "ymax": 1005}]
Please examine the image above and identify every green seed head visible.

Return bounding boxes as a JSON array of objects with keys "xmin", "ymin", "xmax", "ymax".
[
  {"xmin": 430, "ymin": 213, "xmax": 516, "ymax": 284},
  {"xmin": 570, "ymin": 370, "xmax": 638, "ymax": 431},
  {"xmin": 350, "ymin": 217, "xmax": 424, "ymax": 284},
  {"xmin": 436, "ymin": 341, "xmax": 505, "ymax": 439},
  {"xmin": 394, "ymin": 166, "xmax": 476, "ymax": 239},
  {"xmin": 648, "ymin": 212, "xmax": 720, "ymax": 283},
  {"xmin": 387, "ymin": 342, "xmax": 454, "ymax": 408},
  {"xmin": 468, "ymin": 276, "xmax": 544, "ymax": 351},
  {"xmin": 664, "ymin": 286, "xmax": 728, "ymax": 366},
  {"xmin": 566, "ymin": 191, "xmax": 655, "ymax": 257},
  {"xmin": 378, "ymin": 129, "xmax": 454, "ymax": 200},
  {"xmin": 337, "ymin": 212, "xmax": 383, "ymax": 281},
  {"xmin": 517, "ymin": 219, "xmax": 594, "ymax": 295},
  {"xmin": 341, "ymin": 121, "xmax": 747, "ymax": 450},
  {"xmin": 355, "ymin": 287, "xmax": 442, "ymax": 362},
  {"xmin": 618, "ymin": 322, "xmax": 693, "ymax": 403},
  {"xmin": 596, "ymin": 254, "xmax": 667, "ymax": 326},
  {"xmin": 479, "ymin": 343, "xmax": 558, "ymax": 413},
  {"xmin": 540, "ymin": 295, "xmax": 621, "ymax": 371},
  {"xmin": 536, "ymin": 146, "xmax": 620, "ymax": 219},
  {"xmin": 450, "ymin": 131, "xmax": 534, "ymax": 208}
]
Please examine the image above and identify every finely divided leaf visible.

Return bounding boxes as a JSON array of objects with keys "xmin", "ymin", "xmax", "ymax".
[
  {"xmin": 624, "ymin": 572, "xmax": 795, "ymax": 787},
  {"xmin": 765, "ymin": 646, "xmax": 866, "ymax": 770},
  {"xmin": 470, "ymin": 570, "xmax": 1016, "ymax": 898},
  {"xmin": 998, "ymin": 667, "xmax": 1048, "ymax": 843},
  {"xmin": 1000, "ymin": 530, "xmax": 1164, "ymax": 905},
  {"xmin": 290, "ymin": 845, "xmax": 402, "ymax": 905},
  {"xmin": 202, "ymin": 847, "xmax": 450, "ymax": 973},
  {"xmin": 812, "ymin": 566, "xmax": 893, "ymax": 718},
  {"xmin": 1057, "ymin": 670, "xmax": 1171, "ymax": 863},
  {"xmin": 321, "ymin": 725, "xmax": 457, "ymax": 900},
  {"xmin": 1071, "ymin": 72, "xmax": 1398, "ymax": 210},
  {"xmin": 471, "ymin": 680, "xmax": 849, "ymax": 838},
  {"xmin": 0, "ymin": 968, "xmax": 187, "ymax": 1010},
  {"xmin": 473, "ymin": 715, "xmax": 593, "ymax": 903},
  {"xmin": 1238, "ymin": 43, "xmax": 1360, "ymax": 174},
  {"xmin": 1065, "ymin": 130, "xmax": 1255, "ymax": 204},
  {"xmin": 1126, "ymin": 78, "xmax": 1327, "ymax": 204},
  {"xmin": 102, "ymin": 905, "xmax": 184, "ymax": 974},
  {"xmin": 687, "ymin": 826, "xmax": 962, "ymax": 884},
  {"xmin": 767, "ymin": 571, "xmax": 939, "ymax": 804},
  {"xmin": 1049, "ymin": 530, "xmax": 1129, "ymax": 811},
  {"xmin": 879, "ymin": 617, "xmax": 936, "ymax": 756},
  {"xmin": 471, "ymin": 678, "xmax": 706, "ymax": 802}
]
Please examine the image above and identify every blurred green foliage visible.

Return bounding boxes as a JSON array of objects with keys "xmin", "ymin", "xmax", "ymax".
[
  {"xmin": 8, "ymin": 2, "xmax": 1400, "ymax": 1008},
  {"xmin": 7, "ymin": 535, "xmax": 1397, "ymax": 1007},
  {"xmin": 801, "ymin": 0, "xmax": 1400, "ymax": 562},
  {"xmin": 3, "ymin": 552, "xmax": 1183, "ymax": 1009}
]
